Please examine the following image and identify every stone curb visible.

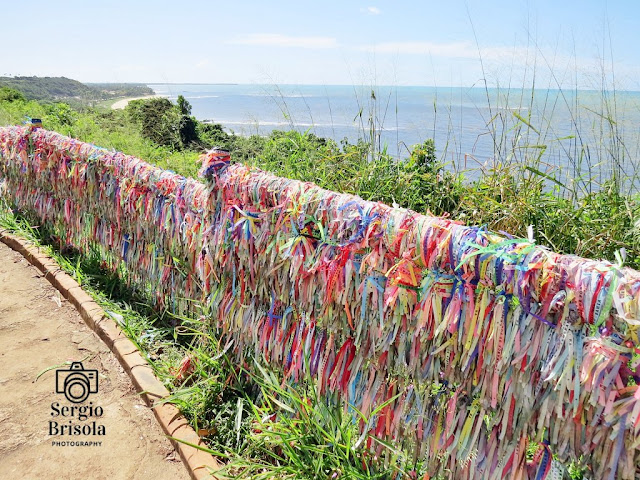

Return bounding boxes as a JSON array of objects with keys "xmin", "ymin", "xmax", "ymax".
[{"xmin": 0, "ymin": 231, "xmax": 221, "ymax": 480}]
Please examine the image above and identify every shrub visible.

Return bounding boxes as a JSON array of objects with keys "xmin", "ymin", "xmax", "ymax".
[{"xmin": 0, "ymin": 87, "xmax": 25, "ymax": 103}]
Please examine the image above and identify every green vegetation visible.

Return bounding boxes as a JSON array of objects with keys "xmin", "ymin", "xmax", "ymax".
[
  {"xmin": 126, "ymin": 95, "xmax": 199, "ymax": 149},
  {"xmin": 0, "ymin": 86, "xmax": 26, "ymax": 103},
  {"xmin": 86, "ymin": 82, "xmax": 156, "ymax": 99},
  {"xmin": 1, "ymin": 83, "xmax": 638, "ymax": 268},
  {"xmin": 0, "ymin": 76, "xmax": 153, "ymax": 104},
  {"xmin": 221, "ymin": 365, "xmax": 411, "ymax": 479}
]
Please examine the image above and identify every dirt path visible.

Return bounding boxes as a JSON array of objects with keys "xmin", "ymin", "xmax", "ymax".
[{"xmin": 0, "ymin": 241, "xmax": 190, "ymax": 480}]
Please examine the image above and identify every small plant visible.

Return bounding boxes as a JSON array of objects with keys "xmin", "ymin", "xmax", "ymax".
[{"xmin": 219, "ymin": 360, "xmax": 411, "ymax": 480}]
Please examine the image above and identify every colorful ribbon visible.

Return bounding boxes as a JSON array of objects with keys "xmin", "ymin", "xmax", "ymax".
[{"xmin": 1, "ymin": 126, "xmax": 639, "ymax": 479}]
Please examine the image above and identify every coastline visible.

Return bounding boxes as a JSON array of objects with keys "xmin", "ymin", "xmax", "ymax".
[{"xmin": 110, "ymin": 94, "xmax": 160, "ymax": 110}]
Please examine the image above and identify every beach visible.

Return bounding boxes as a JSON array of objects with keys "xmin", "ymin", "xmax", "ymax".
[{"xmin": 110, "ymin": 94, "xmax": 159, "ymax": 110}]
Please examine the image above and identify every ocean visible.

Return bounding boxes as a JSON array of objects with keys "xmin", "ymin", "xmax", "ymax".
[{"xmin": 148, "ymin": 83, "xmax": 640, "ymax": 190}]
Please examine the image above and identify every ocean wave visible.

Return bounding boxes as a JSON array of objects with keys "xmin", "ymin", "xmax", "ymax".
[
  {"xmin": 240, "ymin": 93, "xmax": 318, "ymax": 98},
  {"xmin": 161, "ymin": 94, "xmax": 219, "ymax": 100},
  {"xmin": 208, "ymin": 120, "xmax": 344, "ymax": 128},
  {"xmin": 205, "ymin": 120, "xmax": 405, "ymax": 130}
]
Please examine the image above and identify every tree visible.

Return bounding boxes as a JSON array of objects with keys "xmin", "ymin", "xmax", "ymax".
[
  {"xmin": 177, "ymin": 95, "xmax": 192, "ymax": 116},
  {"xmin": 0, "ymin": 87, "xmax": 25, "ymax": 103},
  {"xmin": 126, "ymin": 98, "xmax": 181, "ymax": 148},
  {"xmin": 126, "ymin": 96, "xmax": 200, "ymax": 149},
  {"xmin": 46, "ymin": 103, "xmax": 76, "ymax": 126},
  {"xmin": 178, "ymin": 115, "xmax": 198, "ymax": 146}
]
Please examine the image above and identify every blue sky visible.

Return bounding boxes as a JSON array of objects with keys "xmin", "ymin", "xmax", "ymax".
[{"xmin": 3, "ymin": 0, "xmax": 640, "ymax": 89}]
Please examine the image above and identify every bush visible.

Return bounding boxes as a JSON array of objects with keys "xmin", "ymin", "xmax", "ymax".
[
  {"xmin": 126, "ymin": 97, "xmax": 202, "ymax": 150},
  {"xmin": 197, "ymin": 122, "xmax": 231, "ymax": 149},
  {"xmin": 126, "ymin": 98, "xmax": 181, "ymax": 148},
  {"xmin": 46, "ymin": 103, "xmax": 76, "ymax": 126},
  {"xmin": 0, "ymin": 87, "xmax": 25, "ymax": 103}
]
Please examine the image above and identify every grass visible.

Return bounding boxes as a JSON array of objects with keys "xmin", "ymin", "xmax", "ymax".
[{"xmin": 217, "ymin": 363, "xmax": 411, "ymax": 480}]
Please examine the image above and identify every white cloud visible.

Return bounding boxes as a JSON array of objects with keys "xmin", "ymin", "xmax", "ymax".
[
  {"xmin": 114, "ymin": 64, "xmax": 147, "ymax": 72},
  {"xmin": 357, "ymin": 41, "xmax": 635, "ymax": 89},
  {"xmin": 360, "ymin": 41, "xmax": 531, "ymax": 61},
  {"xmin": 359, "ymin": 41, "xmax": 610, "ymax": 73},
  {"xmin": 361, "ymin": 6, "xmax": 381, "ymax": 15},
  {"xmin": 196, "ymin": 59, "xmax": 210, "ymax": 68},
  {"xmin": 227, "ymin": 34, "xmax": 339, "ymax": 49},
  {"xmin": 362, "ymin": 41, "xmax": 469, "ymax": 56}
]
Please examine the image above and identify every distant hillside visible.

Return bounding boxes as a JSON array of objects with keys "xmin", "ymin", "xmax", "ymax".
[
  {"xmin": 0, "ymin": 76, "xmax": 153, "ymax": 103},
  {"xmin": 86, "ymin": 83, "xmax": 155, "ymax": 99}
]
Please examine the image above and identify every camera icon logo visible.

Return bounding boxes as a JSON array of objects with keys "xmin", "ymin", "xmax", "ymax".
[{"xmin": 55, "ymin": 361, "xmax": 99, "ymax": 403}]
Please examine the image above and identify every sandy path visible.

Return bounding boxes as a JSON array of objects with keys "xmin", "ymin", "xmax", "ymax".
[{"xmin": 0, "ymin": 241, "xmax": 189, "ymax": 480}]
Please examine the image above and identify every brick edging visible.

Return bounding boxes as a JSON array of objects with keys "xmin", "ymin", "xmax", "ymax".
[{"xmin": 0, "ymin": 231, "xmax": 221, "ymax": 480}]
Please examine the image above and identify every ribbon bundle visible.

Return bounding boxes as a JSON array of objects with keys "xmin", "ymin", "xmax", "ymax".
[
  {"xmin": 0, "ymin": 126, "xmax": 207, "ymax": 313},
  {"xmin": 1, "ymin": 126, "xmax": 639, "ymax": 479}
]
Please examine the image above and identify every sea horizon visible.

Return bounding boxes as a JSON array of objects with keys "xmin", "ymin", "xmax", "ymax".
[{"xmin": 143, "ymin": 82, "xmax": 640, "ymax": 95}]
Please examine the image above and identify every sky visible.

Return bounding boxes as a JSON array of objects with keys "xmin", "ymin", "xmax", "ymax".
[{"xmin": 3, "ymin": 0, "xmax": 640, "ymax": 90}]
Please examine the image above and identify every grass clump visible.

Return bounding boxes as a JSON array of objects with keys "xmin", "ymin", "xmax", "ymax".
[{"xmin": 219, "ymin": 363, "xmax": 411, "ymax": 480}]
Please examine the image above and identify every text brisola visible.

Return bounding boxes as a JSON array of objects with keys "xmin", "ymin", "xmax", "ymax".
[{"xmin": 49, "ymin": 402, "xmax": 106, "ymax": 439}]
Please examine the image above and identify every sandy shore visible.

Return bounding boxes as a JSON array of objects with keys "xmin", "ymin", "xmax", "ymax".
[{"xmin": 110, "ymin": 95, "xmax": 160, "ymax": 110}]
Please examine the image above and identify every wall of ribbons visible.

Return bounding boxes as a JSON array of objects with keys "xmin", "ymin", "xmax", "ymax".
[{"xmin": 1, "ymin": 126, "xmax": 639, "ymax": 479}]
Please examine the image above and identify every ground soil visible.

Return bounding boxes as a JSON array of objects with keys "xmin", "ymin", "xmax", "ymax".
[{"xmin": 0, "ymin": 241, "xmax": 189, "ymax": 480}]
